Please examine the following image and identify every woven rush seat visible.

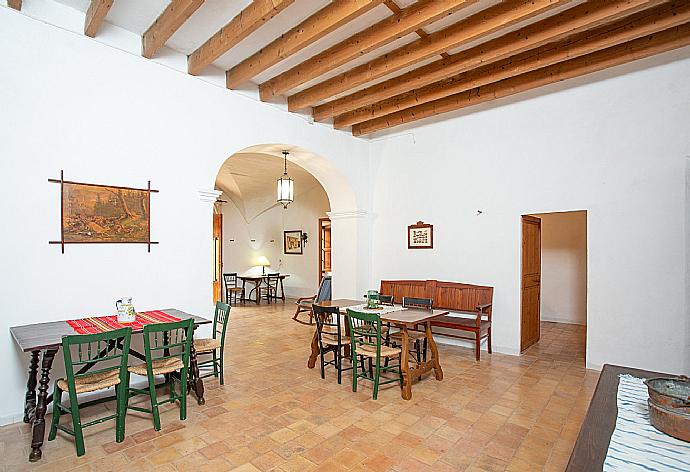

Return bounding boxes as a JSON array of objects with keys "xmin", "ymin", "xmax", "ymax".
[
  {"xmin": 389, "ymin": 330, "xmax": 426, "ymax": 342},
  {"xmin": 57, "ymin": 368, "xmax": 121, "ymax": 394},
  {"xmin": 435, "ymin": 315, "xmax": 491, "ymax": 332},
  {"xmin": 194, "ymin": 337, "xmax": 221, "ymax": 353},
  {"xmin": 321, "ymin": 333, "xmax": 350, "ymax": 346},
  {"xmin": 128, "ymin": 357, "xmax": 183, "ymax": 376},
  {"xmin": 356, "ymin": 343, "xmax": 401, "ymax": 358}
]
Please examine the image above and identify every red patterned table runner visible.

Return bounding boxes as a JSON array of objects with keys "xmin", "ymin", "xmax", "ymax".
[{"xmin": 67, "ymin": 310, "xmax": 181, "ymax": 334}]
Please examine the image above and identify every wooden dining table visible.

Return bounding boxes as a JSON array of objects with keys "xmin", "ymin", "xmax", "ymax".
[
  {"xmin": 308, "ymin": 299, "xmax": 449, "ymax": 400},
  {"xmin": 9, "ymin": 308, "xmax": 210, "ymax": 462},
  {"xmin": 238, "ymin": 273, "xmax": 290, "ymax": 304}
]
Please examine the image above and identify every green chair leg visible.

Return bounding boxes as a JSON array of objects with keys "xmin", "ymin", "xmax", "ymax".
[
  {"xmin": 67, "ymin": 388, "xmax": 85, "ymax": 456},
  {"xmin": 179, "ymin": 368, "xmax": 188, "ymax": 421},
  {"xmin": 373, "ymin": 358, "xmax": 381, "ymax": 400},
  {"xmin": 212, "ymin": 351, "xmax": 219, "ymax": 379},
  {"xmin": 48, "ymin": 384, "xmax": 61, "ymax": 441},
  {"xmin": 219, "ymin": 350, "xmax": 225, "ymax": 385},
  {"xmin": 147, "ymin": 374, "xmax": 161, "ymax": 431},
  {"xmin": 116, "ymin": 373, "xmax": 129, "ymax": 443}
]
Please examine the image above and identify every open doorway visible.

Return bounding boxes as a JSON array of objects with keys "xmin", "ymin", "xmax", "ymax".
[{"xmin": 521, "ymin": 211, "xmax": 588, "ymax": 363}]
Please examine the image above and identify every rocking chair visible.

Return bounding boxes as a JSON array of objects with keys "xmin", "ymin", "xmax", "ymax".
[{"xmin": 293, "ymin": 276, "xmax": 331, "ymax": 325}]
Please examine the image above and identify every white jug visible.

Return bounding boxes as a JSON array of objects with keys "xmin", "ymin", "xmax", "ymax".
[{"xmin": 116, "ymin": 297, "xmax": 136, "ymax": 323}]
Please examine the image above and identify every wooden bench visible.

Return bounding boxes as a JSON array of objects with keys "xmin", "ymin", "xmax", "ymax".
[{"xmin": 380, "ymin": 279, "xmax": 493, "ymax": 360}]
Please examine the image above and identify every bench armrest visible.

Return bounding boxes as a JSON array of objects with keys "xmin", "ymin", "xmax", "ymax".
[{"xmin": 476, "ymin": 303, "xmax": 492, "ymax": 313}]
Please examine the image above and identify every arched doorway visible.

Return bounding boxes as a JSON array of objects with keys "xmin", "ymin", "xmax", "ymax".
[{"xmin": 210, "ymin": 144, "xmax": 366, "ymax": 303}]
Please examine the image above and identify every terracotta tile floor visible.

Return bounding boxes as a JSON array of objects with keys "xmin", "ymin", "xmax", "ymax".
[{"xmin": 1, "ymin": 303, "xmax": 598, "ymax": 472}]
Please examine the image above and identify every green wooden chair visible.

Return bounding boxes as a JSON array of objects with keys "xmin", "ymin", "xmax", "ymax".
[
  {"xmin": 127, "ymin": 318, "xmax": 194, "ymax": 431},
  {"xmin": 48, "ymin": 327, "xmax": 132, "ymax": 457},
  {"xmin": 195, "ymin": 301, "xmax": 231, "ymax": 385},
  {"xmin": 346, "ymin": 308, "xmax": 403, "ymax": 400}
]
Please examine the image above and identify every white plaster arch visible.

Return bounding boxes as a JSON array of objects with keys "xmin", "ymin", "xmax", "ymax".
[{"xmin": 215, "ymin": 143, "xmax": 357, "ymax": 213}]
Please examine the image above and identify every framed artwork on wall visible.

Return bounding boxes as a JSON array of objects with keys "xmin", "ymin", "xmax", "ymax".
[
  {"xmin": 49, "ymin": 170, "xmax": 159, "ymax": 253},
  {"xmin": 408, "ymin": 221, "xmax": 433, "ymax": 249},
  {"xmin": 284, "ymin": 230, "xmax": 303, "ymax": 254}
]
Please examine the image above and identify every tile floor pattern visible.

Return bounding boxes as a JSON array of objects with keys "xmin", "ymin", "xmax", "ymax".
[{"xmin": 1, "ymin": 302, "xmax": 597, "ymax": 472}]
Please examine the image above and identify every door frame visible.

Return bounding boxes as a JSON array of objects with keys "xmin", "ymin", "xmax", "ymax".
[
  {"xmin": 317, "ymin": 217, "xmax": 331, "ymax": 285},
  {"xmin": 520, "ymin": 214, "xmax": 541, "ymax": 352}
]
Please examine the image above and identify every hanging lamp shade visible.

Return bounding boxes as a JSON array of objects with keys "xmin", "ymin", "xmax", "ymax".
[{"xmin": 277, "ymin": 150, "xmax": 294, "ymax": 208}]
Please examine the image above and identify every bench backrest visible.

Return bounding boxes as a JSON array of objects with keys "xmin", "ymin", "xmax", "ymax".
[{"xmin": 380, "ymin": 279, "xmax": 493, "ymax": 314}]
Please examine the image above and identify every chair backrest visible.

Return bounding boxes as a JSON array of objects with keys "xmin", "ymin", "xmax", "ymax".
[
  {"xmin": 402, "ymin": 297, "xmax": 433, "ymax": 310},
  {"xmin": 316, "ymin": 276, "xmax": 332, "ymax": 302},
  {"xmin": 266, "ymin": 273, "xmax": 280, "ymax": 290},
  {"xmin": 223, "ymin": 273, "xmax": 238, "ymax": 290},
  {"xmin": 213, "ymin": 301, "xmax": 231, "ymax": 342},
  {"xmin": 313, "ymin": 304, "xmax": 341, "ymax": 344},
  {"xmin": 346, "ymin": 309, "xmax": 383, "ymax": 355},
  {"xmin": 142, "ymin": 319, "xmax": 194, "ymax": 372},
  {"xmin": 378, "ymin": 294, "xmax": 394, "ymax": 306},
  {"xmin": 61, "ymin": 327, "xmax": 132, "ymax": 390}
]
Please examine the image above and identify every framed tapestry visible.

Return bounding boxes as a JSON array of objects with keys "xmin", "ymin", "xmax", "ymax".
[
  {"xmin": 408, "ymin": 221, "xmax": 433, "ymax": 249},
  {"xmin": 284, "ymin": 230, "xmax": 303, "ymax": 255},
  {"xmin": 49, "ymin": 171, "xmax": 159, "ymax": 253}
]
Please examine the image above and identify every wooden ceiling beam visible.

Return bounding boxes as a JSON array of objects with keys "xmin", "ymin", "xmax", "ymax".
[
  {"xmin": 352, "ymin": 22, "xmax": 690, "ymax": 136},
  {"xmin": 258, "ymin": 0, "xmax": 478, "ymax": 101},
  {"xmin": 334, "ymin": 1, "xmax": 687, "ymax": 128},
  {"xmin": 288, "ymin": 0, "xmax": 573, "ymax": 111},
  {"xmin": 84, "ymin": 0, "xmax": 114, "ymax": 38},
  {"xmin": 383, "ymin": 0, "xmax": 449, "ymax": 57},
  {"xmin": 188, "ymin": 0, "xmax": 295, "ymax": 76},
  {"xmin": 142, "ymin": 0, "xmax": 205, "ymax": 59},
  {"xmin": 7, "ymin": 0, "xmax": 21, "ymax": 11},
  {"xmin": 226, "ymin": 0, "xmax": 384, "ymax": 89},
  {"xmin": 315, "ymin": 0, "xmax": 664, "ymax": 122}
]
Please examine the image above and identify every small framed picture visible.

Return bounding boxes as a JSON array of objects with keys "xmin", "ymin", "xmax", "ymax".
[
  {"xmin": 284, "ymin": 230, "xmax": 303, "ymax": 254},
  {"xmin": 408, "ymin": 221, "xmax": 433, "ymax": 249}
]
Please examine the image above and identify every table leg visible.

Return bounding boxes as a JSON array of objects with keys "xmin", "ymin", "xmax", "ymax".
[
  {"xmin": 23, "ymin": 351, "xmax": 39, "ymax": 423},
  {"xmin": 189, "ymin": 327, "xmax": 205, "ymax": 406},
  {"xmin": 400, "ymin": 327, "xmax": 412, "ymax": 400},
  {"xmin": 29, "ymin": 349, "xmax": 58, "ymax": 462},
  {"xmin": 279, "ymin": 278, "xmax": 285, "ymax": 301},
  {"xmin": 425, "ymin": 321, "xmax": 443, "ymax": 381},
  {"xmin": 307, "ymin": 328, "xmax": 319, "ymax": 369},
  {"xmin": 241, "ymin": 280, "xmax": 247, "ymax": 302},
  {"xmin": 254, "ymin": 281, "xmax": 261, "ymax": 305}
]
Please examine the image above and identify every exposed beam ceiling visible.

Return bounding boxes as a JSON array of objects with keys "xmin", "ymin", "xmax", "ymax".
[
  {"xmin": 287, "ymin": 0, "xmax": 574, "ymax": 111},
  {"xmin": 352, "ymin": 22, "xmax": 690, "ymax": 136},
  {"xmin": 188, "ymin": 0, "xmax": 295, "ymax": 76},
  {"xmin": 258, "ymin": 0, "xmax": 479, "ymax": 102},
  {"xmin": 84, "ymin": 0, "xmax": 114, "ymax": 38},
  {"xmin": 142, "ymin": 0, "xmax": 205, "ymax": 59},
  {"xmin": 226, "ymin": 0, "xmax": 384, "ymax": 88},
  {"xmin": 327, "ymin": 0, "xmax": 673, "ymax": 126},
  {"xmin": 8, "ymin": 0, "xmax": 21, "ymax": 11}
]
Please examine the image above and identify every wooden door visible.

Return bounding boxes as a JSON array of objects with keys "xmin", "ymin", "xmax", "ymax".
[
  {"xmin": 213, "ymin": 213, "xmax": 223, "ymax": 303},
  {"xmin": 521, "ymin": 215, "xmax": 541, "ymax": 351},
  {"xmin": 318, "ymin": 217, "xmax": 331, "ymax": 284}
]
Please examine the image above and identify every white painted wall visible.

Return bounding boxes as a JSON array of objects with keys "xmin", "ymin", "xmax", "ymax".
[
  {"xmin": 538, "ymin": 211, "xmax": 587, "ymax": 325},
  {"xmin": 369, "ymin": 48, "xmax": 690, "ymax": 373},
  {"xmin": 220, "ymin": 185, "xmax": 330, "ymax": 299},
  {"xmin": 0, "ymin": 6, "xmax": 371, "ymax": 425}
]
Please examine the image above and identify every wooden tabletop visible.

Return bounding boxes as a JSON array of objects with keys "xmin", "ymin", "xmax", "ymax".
[
  {"xmin": 317, "ymin": 299, "xmax": 449, "ymax": 326},
  {"xmin": 239, "ymin": 274, "xmax": 290, "ymax": 280},
  {"xmin": 566, "ymin": 363, "xmax": 676, "ymax": 472},
  {"xmin": 9, "ymin": 308, "xmax": 211, "ymax": 352}
]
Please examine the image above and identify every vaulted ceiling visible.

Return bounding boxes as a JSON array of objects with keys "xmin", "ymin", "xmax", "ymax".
[
  {"xmin": 216, "ymin": 151, "xmax": 325, "ymax": 222},
  {"xmin": 13, "ymin": 0, "xmax": 690, "ymax": 136}
]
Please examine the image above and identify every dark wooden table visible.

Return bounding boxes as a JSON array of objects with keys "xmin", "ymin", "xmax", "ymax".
[
  {"xmin": 309, "ymin": 299, "xmax": 449, "ymax": 400},
  {"xmin": 239, "ymin": 274, "xmax": 289, "ymax": 304},
  {"xmin": 9, "ymin": 308, "xmax": 210, "ymax": 462},
  {"xmin": 566, "ymin": 363, "xmax": 675, "ymax": 471}
]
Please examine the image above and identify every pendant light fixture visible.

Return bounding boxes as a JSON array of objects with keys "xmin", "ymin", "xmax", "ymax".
[{"xmin": 277, "ymin": 150, "xmax": 294, "ymax": 209}]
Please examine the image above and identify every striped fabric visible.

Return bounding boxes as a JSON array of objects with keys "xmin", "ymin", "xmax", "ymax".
[
  {"xmin": 67, "ymin": 310, "xmax": 181, "ymax": 334},
  {"xmin": 603, "ymin": 374, "xmax": 690, "ymax": 471}
]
